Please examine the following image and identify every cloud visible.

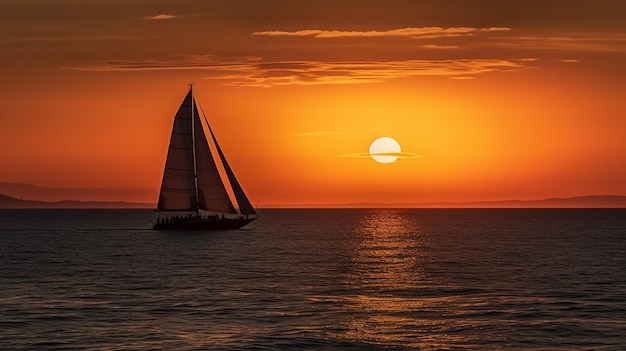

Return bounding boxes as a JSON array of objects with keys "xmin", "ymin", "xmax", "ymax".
[
  {"xmin": 219, "ymin": 58, "xmax": 528, "ymax": 86},
  {"xmin": 71, "ymin": 55, "xmax": 531, "ymax": 87},
  {"xmin": 143, "ymin": 14, "xmax": 176, "ymax": 20},
  {"xmin": 422, "ymin": 44, "xmax": 460, "ymax": 49},
  {"xmin": 252, "ymin": 27, "xmax": 626, "ymax": 54},
  {"xmin": 496, "ymin": 34, "xmax": 626, "ymax": 52},
  {"xmin": 71, "ymin": 54, "xmax": 248, "ymax": 71},
  {"xmin": 253, "ymin": 27, "xmax": 510, "ymax": 39},
  {"xmin": 340, "ymin": 152, "xmax": 424, "ymax": 159},
  {"xmin": 558, "ymin": 59, "xmax": 580, "ymax": 63}
]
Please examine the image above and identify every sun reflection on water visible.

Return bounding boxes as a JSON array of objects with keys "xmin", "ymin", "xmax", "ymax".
[
  {"xmin": 349, "ymin": 209, "xmax": 424, "ymax": 290},
  {"xmin": 336, "ymin": 209, "xmax": 461, "ymax": 348}
]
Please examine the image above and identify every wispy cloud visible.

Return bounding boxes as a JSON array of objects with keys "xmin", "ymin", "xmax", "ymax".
[
  {"xmin": 143, "ymin": 14, "xmax": 176, "ymax": 20},
  {"xmin": 253, "ymin": 27, "xmax": 626, "ymax": 53},
  {"xmin": 71, "ymin": 55, "xmax": 530, "ymax": 87},
  {"xmin": 223, "ymin": 58, "xmax": 526, "ymax": 87},
  {"xmin": 496, "ymin": 34, "xmax": 626, "ymax": 52},
  {"xmin": 253, "ymin": 27, "xmax": 510, "ymax": 39},
  {"xmin": 422, "ymin": 44, "xmax": 460, "ymax": 49},
  {"xmin": 340, "ymin": 152, "xmax": 424, "ymax": 159}
]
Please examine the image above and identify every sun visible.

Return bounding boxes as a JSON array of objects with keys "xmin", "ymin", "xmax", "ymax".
[{"xmin": 369, "ymin": 137, "xmax": 401, "ymax": 163}]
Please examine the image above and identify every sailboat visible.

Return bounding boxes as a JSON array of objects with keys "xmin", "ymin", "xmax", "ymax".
[{"xmin": 153, "ymin": 85, "xmax": 257, "ymax": 230}]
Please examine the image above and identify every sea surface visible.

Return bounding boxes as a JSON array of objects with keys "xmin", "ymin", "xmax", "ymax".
[{"xmin": 1, "ymin": 208, "xmax": 625, "ymax": 350}]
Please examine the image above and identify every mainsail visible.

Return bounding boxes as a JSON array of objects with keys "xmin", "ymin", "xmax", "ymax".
[{"xmin": 157, "ymin": 86, "xmax": 253, "ymax": 216}]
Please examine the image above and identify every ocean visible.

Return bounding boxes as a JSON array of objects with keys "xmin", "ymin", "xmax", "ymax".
[{"xmin": 1, "ymin": 208, "xmax": 624, "ymax": 350}]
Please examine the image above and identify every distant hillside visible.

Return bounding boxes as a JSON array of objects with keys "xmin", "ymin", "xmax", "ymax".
[
  {"xmin": 0, "ymin": 182, "xmax": 155, "ymax": 203},
  {"xmin": 0, "ymin": 193, "xmax": 153, "ymax": 209},
  {"xmin": 1, "ymin": 182, "xmax": 625, "ymax": 209},
  {"xmin": 264, "ymin": 195, "xmax": 626, "ymax": 208},
  {"xmin": 407, "ymin": 195, "xmax": 626, "ymax": 208}
]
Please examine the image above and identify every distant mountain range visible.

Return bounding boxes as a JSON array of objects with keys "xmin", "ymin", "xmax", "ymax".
[
  {"xmin": 0, "ymin": 193, "xmax": 153, "ymax": 209},
  {"xmin": 262, "ymin": 195, "xmax": 626, "ymax": 209},
  {"xmin": 0, "ymin": 182, "xmax": 155, "ymax": 203},
  {"xmin": 0, "ymin": 181, "xmax": 625, "ymax": 208},
  {"xmin": 341, "ymin": 195, "xmax": 626, "ymax": 208}
]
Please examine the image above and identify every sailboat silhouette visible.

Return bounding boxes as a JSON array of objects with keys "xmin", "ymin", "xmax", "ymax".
[{"xmin": 153, "ymin": 85, "xmax": 256, "ymax": 230}]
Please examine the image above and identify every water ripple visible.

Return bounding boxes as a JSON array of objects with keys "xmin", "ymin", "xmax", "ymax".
[{"xmin": 1, "ymin": 208, "xmax": 625, "ymax": 350}]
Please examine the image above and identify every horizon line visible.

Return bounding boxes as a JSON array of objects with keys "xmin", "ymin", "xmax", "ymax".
[{"xmin": 2, "ymin": 193, "xmax": 625, "ymax": 209}]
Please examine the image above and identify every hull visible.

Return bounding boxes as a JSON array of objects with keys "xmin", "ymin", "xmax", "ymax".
[{"xmin": 153, "ymin": 217, "xmax": 256, "ymax": 230}]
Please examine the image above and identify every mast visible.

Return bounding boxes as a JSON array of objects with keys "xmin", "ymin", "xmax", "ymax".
[{"xmin": 189, "ymin": 83, "xmax": 200, "ymax": 217}]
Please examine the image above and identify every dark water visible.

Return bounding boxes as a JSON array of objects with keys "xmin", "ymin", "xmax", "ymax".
[{"xmin": 1, "ymin": 209, "xmax": 625, "ymax": 350}]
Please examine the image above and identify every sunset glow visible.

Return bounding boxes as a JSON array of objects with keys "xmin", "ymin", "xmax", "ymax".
[{"xmin": 0, "ymin": 1, "xmax": 625, "ymax": 206}]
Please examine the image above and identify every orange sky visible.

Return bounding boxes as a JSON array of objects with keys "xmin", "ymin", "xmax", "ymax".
[{"xmin": 1, "ymin": 1, "xmax": 625, "ymax": 206}]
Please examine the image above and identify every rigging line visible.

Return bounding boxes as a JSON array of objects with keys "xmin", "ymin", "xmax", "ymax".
[{"xmin": 189, "ymin": 83, "xmax": 200, "ymax": 217}]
